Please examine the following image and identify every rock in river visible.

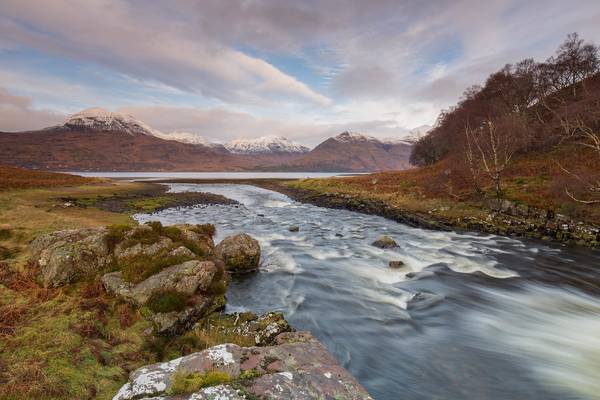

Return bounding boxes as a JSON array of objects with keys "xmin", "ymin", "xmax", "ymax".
[
  {"xmin": 371, "ymin": 235, "xmax": 398, "ymax": 249},
  {"xmin": 215, "ymin": 233, "xmax": 260, "ymax": 273}
]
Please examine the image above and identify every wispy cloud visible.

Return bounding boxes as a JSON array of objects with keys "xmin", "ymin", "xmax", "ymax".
[{"xmin": 1, "ymin": 0, "xmax": 599, "ymax": 141}]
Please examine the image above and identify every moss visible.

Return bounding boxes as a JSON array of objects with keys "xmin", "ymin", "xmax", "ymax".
[
  {"xmin": 238, "ymin": 368, "xmax": 263, "ymax": 381},
  {"xmin": 166, "ymin": 369, "xmax": 231, "ymax": 395},
  {"xmin": 146, "ymin": 290, "xmax": 188, "ymax": 314},
  {"xmin": 119, "ymin": 250, "xmax": 194, "ymax": 283},
  {"xmin": 190, "ymin": 224, "xmax": 216, "ymax": 238},
  {"xmin": 206, "ymin": 266, "xmax": 229, "ymax": 295},
  {"xmin": 126, "ymin": 197, "xmax": 173, "ymax": 213}
]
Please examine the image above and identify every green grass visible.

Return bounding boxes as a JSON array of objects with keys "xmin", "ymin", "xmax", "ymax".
[
  {"xmin": 166, "ymin": 369, "xmax": 231, "ymax": 395},
  {"xmin": 126, "ymin": 197, "xmax": 174, "ymax": 213},
  {"xmin": 119, "ymin": 251, "xmax": 194, "ymax": 284},
  {"xmin": 145, "ymin": 290, "xmax": 188, "ymax": 313}
]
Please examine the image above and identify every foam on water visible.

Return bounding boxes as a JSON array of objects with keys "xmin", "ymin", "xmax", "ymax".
[
  {"xmin": 465, "ymin": 285, "xmax": 600, "ymax": 400},
  {"xmin": 134, "ymin": 183, "xmax": 600, "ymax": 400}
]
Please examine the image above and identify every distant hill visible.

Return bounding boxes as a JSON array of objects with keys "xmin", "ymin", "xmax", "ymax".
[
  {"xmin": 262, "ymin": 132, "xmax": 413, "ymax": 172},
  {"xmin": 0, "ymin": 109, "xmax": 415, "ymax": 172},
  {"xmin": 225, "ymin": 135, "xmax": 310, "ymax": 154}
]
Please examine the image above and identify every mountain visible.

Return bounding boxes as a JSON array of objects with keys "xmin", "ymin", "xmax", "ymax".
[
  {"xmin": 63, "ymin": 107, "xmax": 158, "ymax": 136},
  {"xmin": 404, "ymin": 125, "xmax": 433, "ymax": 143},
  {"xmin": 225, "ymin": 135, "xmax": 310, "ymax": 154},
  {"xmin": 0, "ymin": 109, "xmax": 414, "ymax": 172},
  {"xmin": 0, "ymin": 109, "xmax": 238, "ymax": 171},
  {"xmin": 263, "ymin": 131, "xmax": 412, "ymax": 172},
  {"xmin": 153, "ymin": 131, "xmax": 228, "ymax": 152},
  {"xmin": 383, "ymin": 124, "xmax": 433, "ymax": 145}
]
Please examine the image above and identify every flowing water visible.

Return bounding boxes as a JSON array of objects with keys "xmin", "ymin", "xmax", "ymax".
[{"xmin": 135, "ymin": 183, "xmax": 600, "ymax": 400}]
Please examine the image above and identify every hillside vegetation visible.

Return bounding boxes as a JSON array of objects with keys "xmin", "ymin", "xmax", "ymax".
[{"xmin": 294, "ymin": 34, "xmax": 600, "ymax": 227}]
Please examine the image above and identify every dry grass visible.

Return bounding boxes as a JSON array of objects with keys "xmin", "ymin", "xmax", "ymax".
[
  {"xmin": 0, "ymin": 165, "xmax": 94, "ymax": 190},
  {"xmin": 291, "ymin": 142, "xmax": 600, "ymax": 224}
]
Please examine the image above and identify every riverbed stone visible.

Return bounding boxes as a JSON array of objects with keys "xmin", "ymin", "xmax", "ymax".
[
  {"xmin": 31, "ymin": 227, "xmax": 111, "ymax": 287},
  {"xmin": 388, "ymin": 260, "xmax": 405, "ymax": 268},
  {"xmin": 113, "ymin": 332, "xmax": 372, "ymax": 400},
  {"xmin": 288, "ymin": 225, "xmax": 300, "ymax": 232},
  {"xmin": 215, "ymin": 233, "xmax": 260, "ymax": 273},
  {"xmin": 371, "ymin": 235, "xmax": 398, "ymax": 249}
]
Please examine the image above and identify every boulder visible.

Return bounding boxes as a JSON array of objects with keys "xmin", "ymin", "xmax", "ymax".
[
  {"xmin": 371, "ymin": 235, "xmax": 398, "ymax": 249},
  {"xmin": 172, "ymin": 224, "xmax": 215, "ymax": 257},
  {"xmin": 214, "ymin": 233, "xmax": 260, "ymax": 273},
  {"xmin": 150, "ymin": 295, "xmax": 221, "ymax": 336},
  {"xmin": 31, "ymin": 227, "xmax": 111, "ymax": 287},
  {"xmin": 288, "ymin": 226, "xmax": 300, "ymax": 232},
  {"xmin": 102, "ymin": 260, "xmax": 219, "ymax": 305},
  {"xmin": 113, "ymin": 332, "xmax": 373, "ymax": 400},
  {"xmin": 102, "ymin": 260, "xmax": 225, "ymax": 336}
]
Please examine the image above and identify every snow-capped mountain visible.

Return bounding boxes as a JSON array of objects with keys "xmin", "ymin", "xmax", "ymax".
[
  {"xmin": 404, "ymin": 125, "xmax": 432, "ymax": 143},
  {"xmin": 154, "ymin": 131, "xmax": 221, "ymax": 147},
  {"xmin": 225, "ymin": 135, "xmax": 310, "ymax": 154},
  {"xmin": 63, "ymin": 107, "xmax": 158, "ymax": 136},
  {"xmin": 383, "ymin": 125, "xmax": 433, "ymax": 145},
  {"xmin": 331, "ymin": 131, "xmax": 378, "ymax": 143}
]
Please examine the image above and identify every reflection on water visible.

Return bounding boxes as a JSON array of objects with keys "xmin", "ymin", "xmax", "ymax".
[{"xmin": 135, "ymin": 183, "xmax": 600, "ymax": 400}]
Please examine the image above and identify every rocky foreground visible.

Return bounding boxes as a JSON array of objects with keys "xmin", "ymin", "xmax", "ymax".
[{"xmin": 29, "ymin": 221, "xmax": 372, "ymax": 399}]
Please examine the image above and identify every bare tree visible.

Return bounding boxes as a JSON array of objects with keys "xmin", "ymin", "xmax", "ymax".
[
  {"xmin": 463, "ymin": 122, "xmax": 483, "ymax": 194},
  {"xmin": 545, "ymin": 33, "xmax": 599, "ymax": 97},
  {"xmin": 557, "ymin": 115, "xmax": 600, "ymax": 204},
  {"xmin": 466, "ymin": 116, "xmax": 524, "ymax": 199}
]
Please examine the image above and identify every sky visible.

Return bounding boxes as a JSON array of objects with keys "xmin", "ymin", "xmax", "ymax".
[{"xmin": 1, "ymin": 0, "xmax": 599, "ymax": 146}]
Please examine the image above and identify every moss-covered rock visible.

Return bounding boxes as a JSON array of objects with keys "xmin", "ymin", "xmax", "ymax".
[
  {"xmin": 31, "ymin": 227, "xmax": 112, "ymax": 287},
  {"xmin": 214, "ymin": 233, "xmax": 260, "ymax": 273}
]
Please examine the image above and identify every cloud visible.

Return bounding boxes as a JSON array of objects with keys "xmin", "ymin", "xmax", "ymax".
[
  {"xmin": 0, "ymin": 88, "xmax": 65, "ymax": 131},
  {"xmin": 0, "ymin": 0, "xmax": 331, "ymax": 107},
  {"xmin": 1, "ymin": 0, "xmax": 599, "ymax": 141},
  {"xmin": 119, "ymin": 104, "xmax": 414, "ymax": 146}
]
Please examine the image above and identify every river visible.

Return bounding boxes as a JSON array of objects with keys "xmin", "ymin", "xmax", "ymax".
[{"xmin": 134, "ymin": 183, "xmax": 600, "ymax": 400}]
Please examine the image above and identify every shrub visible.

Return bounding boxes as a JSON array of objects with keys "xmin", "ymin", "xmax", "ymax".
[
  {"xmin": 191, "ymin": 224, "xmax": 216, "ymax": 238},
  {"xmin": 104, "ymin": 224, "xmax": 131, "ymax": 251},
  {"xmin": 146, "ymin": 290, "xmax": 188, "ymax": 314},
  {"xmin": 167, "ymin": 369, "xmax": 230, "ymax": 395}
]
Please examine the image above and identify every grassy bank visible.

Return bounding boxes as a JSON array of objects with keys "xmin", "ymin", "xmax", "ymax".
[
  {"xmin": 279, "ymin": 144, "xmax": 599, "ymax": 247},
  {"xmin": 0, "ymin": 173, "xmax": 256, "ymax": 400}
]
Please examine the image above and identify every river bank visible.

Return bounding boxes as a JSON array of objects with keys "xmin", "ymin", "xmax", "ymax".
[
  {"xmin": 149, "ymin": 177, "xmax": 599, "ymax": 249},
  {"xmin": 0, "ymin": 177, "xmax": 371, "ymax": 399}
]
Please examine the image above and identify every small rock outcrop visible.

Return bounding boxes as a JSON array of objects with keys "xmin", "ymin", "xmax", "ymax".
[
  {"xmin": 31, "ymin": 221, "xmax": 240, "ymax": 335},
  {"xmin": 371, "ymin": 235, "xmax": 398, "ymax": 249},
  {"xmin": 196, "ymin": 312, "xmax": 292, "ymax": 346},
  {"xmin": 215, "ymin": 233, "xmax": 260, "ymax": 273},
  {"xmin": 102, "ymin": 260, "xmax": 218, "ymax": 305},
  {"xmin": 288, "ymin": 225, "xmax": 300, "ymax": 232},
  {"xmin": 31, "ymin": 227, "xmax": 111, "ymax": 287},
  {"xmin": 388, "ymin": 260, "xmax": 405, "ymax": 268},
  {"xmin": 113, "ymin": 332, "xmax": 372, "ymax": 400}
]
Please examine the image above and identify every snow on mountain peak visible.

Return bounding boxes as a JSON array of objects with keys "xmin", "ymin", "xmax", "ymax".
[
  {"xmin": 224, "ymin": 135, "xmax": 310, "ymax": 154},
  {"xmin": 333, "ymin": 131, "xmax": 378, "ymax": 142},
  {"xmin": 153, "ymin": 131, "xmax": 219, "ymax": 147},
  {"xmin": 63, "ymin": 107, "xmax": 158, "ymax": 136}
]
